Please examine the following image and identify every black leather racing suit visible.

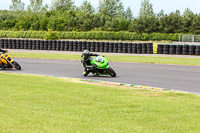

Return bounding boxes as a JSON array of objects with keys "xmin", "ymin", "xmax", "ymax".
[
  {"xmin": 81, "ymin": 53, "xmax": 99, "ymax": 75},
  {"xmin": 0, "ymin": 49, "xmax": 7, "ymax": 68}
]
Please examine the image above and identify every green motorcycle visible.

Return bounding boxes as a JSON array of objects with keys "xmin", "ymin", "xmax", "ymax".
[{"xmin": 82, "ymin": 56, "xmax": 116, "ymax": 77}]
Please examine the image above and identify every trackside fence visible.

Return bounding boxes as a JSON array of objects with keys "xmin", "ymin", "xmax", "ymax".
[
  {"xmin": 1, "ymin": 39, "xmax": 200, "ymax": 55},
  {"xmin": 157, "ymin": 44, "xmax": 200, "ymax": 55},
  {"xmin": 0, "ymin": 39, "xmax": 153, "ymax": 54},
  {"xmin": 179, "ymin": 34, "xmax": 200, "ymax": 42}
]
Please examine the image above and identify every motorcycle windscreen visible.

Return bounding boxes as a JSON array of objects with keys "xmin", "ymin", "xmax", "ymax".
[{"xmin": 93, "ymin": 56, "xmax": 109, "ymax": 69}]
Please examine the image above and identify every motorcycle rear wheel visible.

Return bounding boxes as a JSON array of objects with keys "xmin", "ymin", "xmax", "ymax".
[
  {"xmin": 12, "ymin": 61, "xmax": 21, "ymax": 70},
  {"xmin": 107, "ymin": 67, "xmax": 116, "ymax": 77}
]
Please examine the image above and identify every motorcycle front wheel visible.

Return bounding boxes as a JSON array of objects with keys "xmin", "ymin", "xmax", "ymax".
[
  {"xmin": 12, "ymin": 61, "xmax": 21, "ymax": 70},
  {"xmin": 107, "ymin": 67, "xmax": 116, "ymax": 77}
]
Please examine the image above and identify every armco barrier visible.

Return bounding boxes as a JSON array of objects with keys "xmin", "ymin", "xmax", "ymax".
[
  {"xmin": 104, "ymin": 42, "xmax": 109, "ymax": 52},
  {"xmin": 77, "ymin": 41, "xmax": 82, "ymax": 52},
  {"xmin": 56, "ymin": 41, "xmax": 61, "ymax": 51},
  {"xmin": 24, "ymin": 40, "xmax": 28, "ymax": 49},
  {"xmin": 176, "ymin": 45, "xmax": 182, "ymax": 55},
  {"xmin": 28, "ymin": 40, "xmax": 32, "ymax": 49},
  {"xmin": 36, "ymin": 40, "xmax": 40, "ymax": 50},
  {"xmin": 183, "ymin": 45, "xmax": 189, "ymax": 55},
  {"xmin": 127, "ymin": 43, "xmax": 132, "ymax": 53},
  {"xmin": 2, "ymin": 39, "xmax": 200, "ymax": 56},
  {"xmin": 156, "ymin": 44, "xmax": 200, "ymax": 56},
  {"xmin": 113, "ymin": 42, "xmax": 118, "ymax": 53},
  {"xmin": 163, "ymin": 44, "xmax": 170, "ymax": 54},
  {"xmin": 196, "ymin": 45, "xmax": 200, "ymax": 55},
  {"xmin": 169, "ymin": 45, "xmax": 176, "ymax": 55},
  {"xmin": 100, "ymin": 42, "xmax": 104, "ymax": 52},
  {"xmin": 123, "ymin": 43, "xmax": 128, "ymax": 53},
  {"xmin": 20, "ymin": 39, "xmax": 25, "ymax": 49},
  {"xmin": 12, "ymin": 39, "xmax": 16, "ymax": 49},
  {"xmin": 0, "ymin": 39, "xmax": 4, "ymax": 48},
  {"xmin": 8, "ymin": 39, "xmax": 12, "ymax": 49},
  {"xmin": 4, "ymin": 39, "xmax": 8, "ymax": 49},
  {"xmin": 132, "ymin": 43, "xmax": 137, "ymax": 54},
  {"xmin": 48, "ymin": 40, "xmax": 52, "ymax": 50},
  {"xmin": 142, "ymin": 43, "xmax": 147, "ymax": 54},
  {"xmin": 157, "ymin": 44, "xmax": 163, "ymax": 54},
  {"xmin": 137, "ymin": 43, "xmax": 142, "ymax": 54},
  {"xmin": 0, "ymin": 39, "xmax": 155, "ymax": 54},
  {"xmin": 118, "ymin": 42, "xmax": 123, "ymax": 53},
  {"xmin": 90, "ymin": 41, "xmax": 95, "ymax": 52},
  {"xmin": 32, "ymin": 40, "xmax": 36, "ymax": 50},
  {"xmin": 52, "ymin": 40, "xmax": 56, "ymax": 50},
  {"xmin": 16, "ymin": 39, "xmax": 20, "ymax": 49},
  {"xmin": 40, "ymin": 40, "xmax": 44, "ymax": 50},
  {"xmin": 109, "ymin": 42, "xmax": 113, "ymax": 53},
  {"xmin": 44, "ymin": 40, "xmax": 48, "ymax": 50},
  {"xmin": 64, "ymin": 41, "xmax": 69, "ymax": 51},
  {"xmin": 189, "ymin": 45, "xmax": 196, "ymax": 55},
  {"xmin": 147, "ymin": 43, "xmax": 153, "ymax": 54},
  {"xmin": 95, "ymin": 42, "xmax": 100, "ymax": 52}
]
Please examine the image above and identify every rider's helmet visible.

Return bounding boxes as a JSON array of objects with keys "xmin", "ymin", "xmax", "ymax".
[{"xmin": 83, "ymin": 50, "xmax": 90, "ymax": 57}]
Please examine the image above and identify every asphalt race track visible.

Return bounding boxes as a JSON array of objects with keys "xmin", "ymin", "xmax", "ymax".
[{"xmin": 2, "ymin": 58, "xmax": 200, "ymax": 94}]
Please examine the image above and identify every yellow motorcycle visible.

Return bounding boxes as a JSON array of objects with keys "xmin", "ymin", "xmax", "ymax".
[{"xmin": 0, "ymin": 50, "xmax": 21, "ymax": 70}]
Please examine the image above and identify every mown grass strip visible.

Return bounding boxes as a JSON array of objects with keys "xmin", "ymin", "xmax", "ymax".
[
  {"xmin": 0, "ymin": 73, "xmax": 200, "ymax": 132},
  {"xmin": 9, "ymin": 52, "xmax": 200, "ymax": 66}
]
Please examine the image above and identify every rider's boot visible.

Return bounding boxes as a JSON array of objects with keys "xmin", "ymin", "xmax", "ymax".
[{"xmin": 83, "ymin": 68, "xmax": 89, "ymax": 77}]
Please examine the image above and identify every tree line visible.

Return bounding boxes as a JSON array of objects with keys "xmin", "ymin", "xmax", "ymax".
[{"xmin": 0, "ymin": 0, "xmax": 200, "ymax": 34}]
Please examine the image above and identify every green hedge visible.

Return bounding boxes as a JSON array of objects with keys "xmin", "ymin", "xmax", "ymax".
[{"xmin": 0, "ymin": 30, "xmax": 181, "ymax": 41}]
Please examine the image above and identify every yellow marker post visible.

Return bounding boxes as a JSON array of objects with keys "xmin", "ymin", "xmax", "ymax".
[{"xmin": 153, "ymin": 44, "xmax": 158, "ymax": 54}]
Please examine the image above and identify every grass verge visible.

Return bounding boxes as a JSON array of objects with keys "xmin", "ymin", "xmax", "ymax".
[
  {"xmin": 10, "ymin": 52, "xmax": 200, "ymax": 66},
  {"xmin": 0, "ymin": 72, "xmax": 200, "ymax": 132}
]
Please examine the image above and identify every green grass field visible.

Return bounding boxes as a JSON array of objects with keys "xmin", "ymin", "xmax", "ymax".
[
  {"xmin": 10, "ymin": 52, "xmax": 200, "ymax": 66},
  {"xmin": 0, "ymin": 73, "xmax": 200, "ymax": 132}
]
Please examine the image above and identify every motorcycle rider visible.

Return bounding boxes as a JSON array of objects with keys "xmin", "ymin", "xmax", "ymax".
[
  {"xmin": 81, "ymin": 50, "xmax": 99, "ymax": 77},
  {"xmin": 0, "ymin": 49, "xmax": 8, "ymax": 69}
]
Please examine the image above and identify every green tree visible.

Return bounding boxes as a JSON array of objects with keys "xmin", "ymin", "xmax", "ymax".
[
  {"xmin": 14, "ymin": 14, "xmax": 33, "ymax": 30},
  {"xmin": 30, "ymin": 15, "xmax": 40, "ymax": 30},
  {"xmin": 158, "ymin": 10, "xmax": 166, "ymax": 33},
  {"xmin": 132, "ymin": 0, "xmax": 158, "ymax": 33},
  {"xmin": 117, "ymin": 2, "xmax": 125, "ymax": 17},
  {"xmin": 51, "ymin": 0, "xmax": 75, "ymax": 12},
  {"xmin": 191, "ymin": 14, "xmax": 200, "ymax": 34},
  {"xmin": 116, "ymin": 17, "xmax": 128, "ymax": 31},
  {"xmin": 0, "ymin": 10, "xmax": 18, "ymax": 30},
  {"xmin": 139, "ymin": 0, "xmax": 154, "ymax": 17},
  {"xmin": 98, "ymin": 0, "xmax": 125, "ymax": 17},
  {"xmin": 125, "ymin": 7, "xmax": 133, "ymax": 21},
  {"xmin": 40, "ymin": 16, "xmax": 48, "ymax": 30},
  {"xmin": 9, "ymin": 0, "xmax": 25, "ymax": 11},
  {"xmin": 79, "ymin": 0, "xmax": 94, "ymax": 14},
  {"xmin": 98, "ymin": 0, "xmax": 126, "ymax": 31},
  {"xmin": 76, "ymin": 1, "xmax": 98, "ymax": 31},
  {"xmin": 182, "ymin": 8, "xmax": 195, "ymax": 33},
  {"xmin": 75, "ymin": 11, "xmax": 98, "ymax": 31},
  {"xmin": 27, "ymin": 0, "xmax": 48, "ymax": 13},
  {"xmin": 165, "ymin": 10, "xmax": 183, "ymax": 33}
]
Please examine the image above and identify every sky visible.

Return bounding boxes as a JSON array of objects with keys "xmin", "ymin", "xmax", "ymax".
[{"xmin": 0, "ymin": 0, "xmax": 200, "ymax": 16}]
